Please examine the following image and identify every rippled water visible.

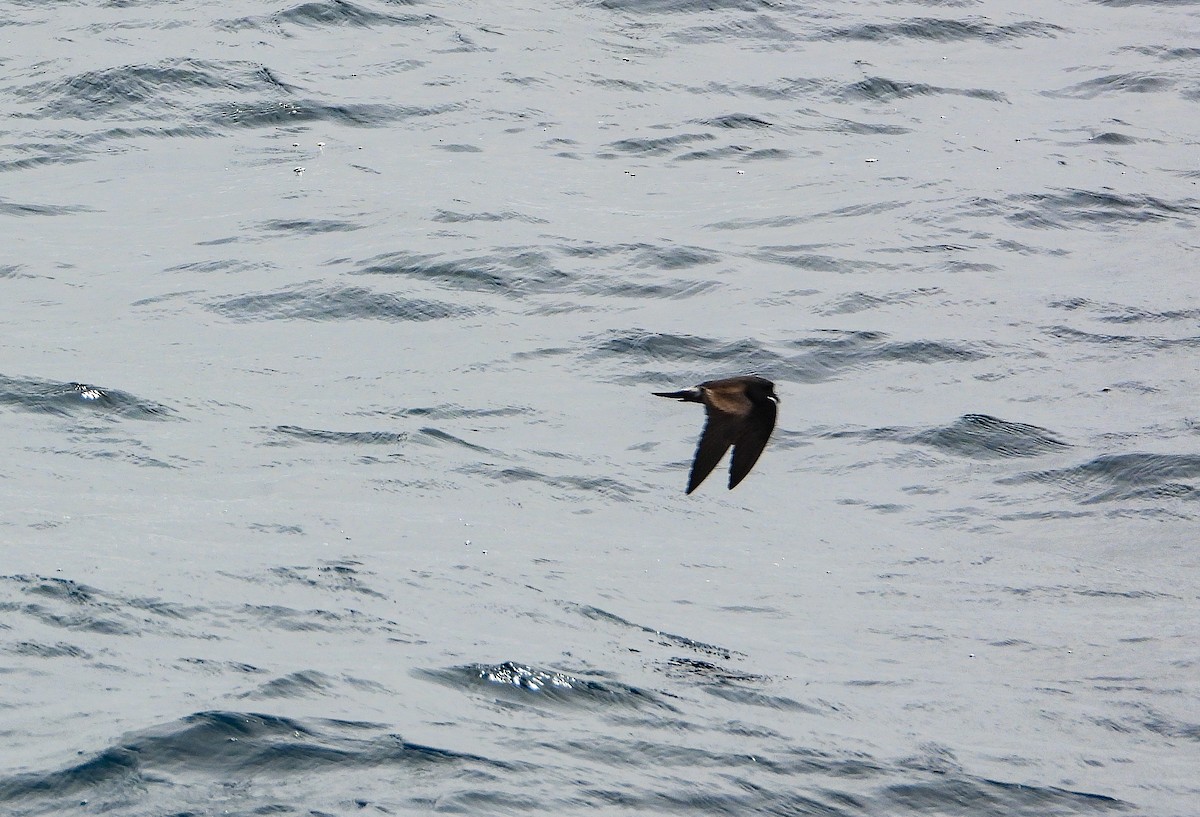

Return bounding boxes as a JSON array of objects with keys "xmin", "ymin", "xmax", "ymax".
[{"xmin": 2, "ymin": 0, "xmax": 1199, "ymax": 814}]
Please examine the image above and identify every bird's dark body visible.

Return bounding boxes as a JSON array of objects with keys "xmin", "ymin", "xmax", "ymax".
[{"xmin": 653, "ymin": 375, "xmax": 779, "ymax": 494}]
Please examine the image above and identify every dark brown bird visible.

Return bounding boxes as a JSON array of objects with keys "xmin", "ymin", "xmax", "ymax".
[{"xmin": 653, "ymin": 375, "xmax": 779, "ymax": 494}]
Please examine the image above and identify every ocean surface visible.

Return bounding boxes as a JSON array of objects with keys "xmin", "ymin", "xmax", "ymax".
[{"xmin": 2, "ymin": 0, "xmax": 1199, "ymax": 814}]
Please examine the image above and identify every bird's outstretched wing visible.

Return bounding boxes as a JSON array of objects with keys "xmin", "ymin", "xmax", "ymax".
[
  {"xmin": 728, "ymin": 397, "xmax": 777, "ymax": 489},
  {"xmin": 688, "ymin": 411, "xmax": 741, "ymax": 494}
]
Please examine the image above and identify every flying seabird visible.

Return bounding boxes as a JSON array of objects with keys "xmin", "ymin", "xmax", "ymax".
[{"xmin": 653, "ymin": 375, "xmax": 779, "ymax": 494}]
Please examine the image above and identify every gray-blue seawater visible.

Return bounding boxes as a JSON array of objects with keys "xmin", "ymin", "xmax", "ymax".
[{"xmin": 2, "ymin": 0, "xmax": 1198, "ymax": 814}]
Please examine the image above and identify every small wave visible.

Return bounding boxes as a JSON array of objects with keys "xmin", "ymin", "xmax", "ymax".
[
  {"xmin": 835, "ymin": 414, "xmax": 1070, "ymax": 459},
  {"xmin": 417, "ymin": 661, "xmax": 669, "ymax": 710},
  {"xmin": 269, "ymin": 425, "xmax": 407, "ymax": 446},
  {"xmin": 0, "ymin": 375, "xmax": 174, "ymax": 420},
  {"xmin": 207, "ymin": 98, "xmax": 454, "ymax": 128},
  {"xmin": 841, "ymin": 76, "xmax": 1007, "ymax": 103},
  {"xmin": 602, "ymin": 132, "xmax": 716, "ymax": 157},
  {"xmin": 0, "ymin": 574, "xmax": 193, "ymax": 638},
  {"xmin": 266, "ymin": 560, "xmax": 389, "ymax": 599},
  {"xmin": 0, "ymin": 710, "xmax": 510, "ymax": 812},
  {"xmin": 208, "ymin": 285, "xmax": 479, "ymax": 321},
  {"xmin": 460, "ymin": 464, "xmax": 641, "ymax": 501},
  {"xmin": 597, "ymin": 0, "xmax": 773, "ymax": 12},
  {"xmin": 256, "ymin": 218, "xmax": 363, "ymax": 234},
  {"xmin": 1003, "ymin": 189, "xmax": 1200, "ymax": 229},
  {"xmin": 567, "ymin": 603, "xmax": 743, "ymax": 660},
  {"xmin": 828, "ymin": 17, "xmax": 1064, "ymax": 43},
  {"xmin": 1049, "ymin": 297, "xmax": 1200, "ymax": 324},
  {"xmin": 1044, "ymin": 325, "xmax": 1200, "ymax": 350},
  {"xmin": 18, "ymin": 59, "xmax": 298, "ymax": 120},
  {"xmin": 267, "ymin": 424, "xmax": 493, "ymax": 454},
  {"xmin": 1002, "ymin": 452, "xmax": 1200, "ymax": 503},
  {"xmin": 1047, "ymin": 71, "xmax": 1177, "ymax": 99},
  {"xmin": 273, "ymin": 0, "xmax": 432, "ymax": 29}
]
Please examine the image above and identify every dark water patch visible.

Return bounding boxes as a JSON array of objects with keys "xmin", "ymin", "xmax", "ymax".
[
  {"xmin": 779, "ymin": 330, "xmax": 987, "ymax": 381},
  {"xmin": 557, "ymin": 239, "xmax": 721, "ymax": 271},
  {"xmin": 269, "ymin": 425, "xmax": 406, "ymax": 446},
  {"xmin": 436, "ymin": 142, "xmax": 484, "ymax": 152},
  {"xmin": 207, "ymin": 99, "xmax": 451, "ymax": 128},
  {"xmin": 880, "ymin": 777, "xmax": 1126, "ymax": 814},
  {"xmin": 569, "ymin": 749, "xmax": 1126, "ymax": 815},
  {"xmin": 834, "ymin": 415, "xmax": 1069, "ymax": 459},
  {"xmin": 748, "ymin": 245, "xmax": 866, "ymax": 272},
  {"xmin": 2, "ymin": 577, "xmax": 197, "ymax": 635},
  {"xmin": 704, "ymin": 685, "xmax": 827, "ymax": 713},
  {"xmin": 238, "ymin": 603, "xmax": 375, "ymax": 633},
  {"xmin": 1132, "ymin": 44, "xmax": 1200, "ymax": 59},
  {"xmin": 828, "ymin": 17, "xmax": 1063, "ymax": 43},
  {"xmin": 416, "ymin": 426, "xmax": 494, "ymax": 453},
  {"xmin": 815, "ymin": 115, "xmax": 912, "ymax": 136},
  {"xmin": 567, "ymin": 603, "xmax": 743, "ymax": 660},
  {"xmin": 601, "ymin": 132, "xmax": 715, "ymax": 157},
  {"xmin": 819, "ymin": 288, "xmax": 942, "ymax": 315},
  {"xmin": 1049, "ymin": 297, "xmax": 1200, "ymax": 324},
  {"xmin": 2, "ymin": 126, "xmax": 228, "ymax": 172},
  {"xmin": 669, "ymin": 15, "xmax": 801, "ymax": 46},
  {"xmin": 699, "ymin": 113, "xmax": 773, "ymax": 129},
  {"xmin": 432, "ymin": 209, "xmax": 549, "ymax": 224},
  {"xmin": 579, "ymin": 277, "xmax": 718, "ymax": 300},
  {"xmin": 266, "ymin": 561, "xmax": 388, "ymax": 599},
  {"xmin": 417, "ymin": 661, "xmax": 669, "ymax": 710},
  {"xmin": 179, "ymin": 657, "xmax": 268, "ymax": 675},
  {"xmin": 356, "ymin": 249, "xmax": 566, "ymax": 294},
  {"xmin": 0, "ymin": 745, "xmax": 142, "ymax": 805},
  {"xmin": 587, "ymin": 329, "xmax": 780, "ymax": 373},
  {"xmin": 267, "ymin": 424, "xmax": 492, "ymax": 454},
  {"xmin": 597, "ymin": 0, "xmax": 775, "ymax": 12},
  {"xmin": 161, "ymin": 258, "xmax": 273, "ymax": 275},
  {"xmin": 676, "ymin": 143, "xmax": 786, "ymax": 161},
  {"xmin": 1047, "ymin": 72, "xmax": 1176, "ymax": 99},
  {"xmin": 1, "ymin": 579, "xmax": 130, "ymax": 636},
  {"xmin": 591, "ymin": 329, "xmax": 984, "ymax": 385},
  {"xmin": 742, "ymin": 147, "xmax": 791, "ymax": 160},
  {"xmin": 0, "ymin": 375, "xmax": 175, "ymax": 420},
  {"xmin": 1002, "ymin": 453, "xmax": 1200, "ymax": 504},
  {"xmin": 628, "ymin": 243, "xmax": 719, "ymax": 270},
  {"xmin": 1044, "ymin": 325, "xmax": 1200, "ymax": 350},
  {"xmin": 358, "ymin": 247, "xmax": 718, "ymax": 304},
  {"xmin": 1089, "ymin": 131, "xmax": 1138, "ymax": 145},
  {"xmin": 273, "ymin": 0, "xmax": 431, "ymax": 29},
  {"xmin": 248, "ymin": 522, "xmax": 305, "ymax": 535},
  {"xmin": 244, "ymin": 669, "xmax": 336, "ymax": 699},
  {"xmin": 20, "ymin": 59, "xmax": 299, "ymax": 121},
  {"xmin": 353, "ymin": 404, "xmax": 531, "ymax": 420},
  {"xmin": 842, "ymin": 76, "xmax": 1007, "ymax": 103},
  {"xmin": 695, "ymin": 77, "xmax": 826, "ymax": 101},
  {"xmin": 1004, "ymin": 189, "xmax": 1200, "ymax": 229},
  {"xmin": 462, "ymin": 464, "xmax": 640, "ymax": 501},
  {"xmin": 0, "ymin": 710, "xmax": 509, "ymax": 811},
  {"xmin": 4, "ymin": 641, "xmax": 90, "ymax": 659},
  {"xmin": 257, "ymin": 218, "xmax": 362, "ymax": 234},
  {"xmin": 662, "ymin": 657, "xmax": 765, "ymax": 683},
  {"xmin": 208, "ymin": 285, "xmax": 475, "ymax": 322},
  {"xmin": 0, "ymin": 197, "xmax": 89, "ymax": 216}
]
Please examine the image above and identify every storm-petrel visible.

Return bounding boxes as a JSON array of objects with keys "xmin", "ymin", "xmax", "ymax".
[{"xmin": 653, "ymin": 375, "xmax": 779, "ymax": 494}]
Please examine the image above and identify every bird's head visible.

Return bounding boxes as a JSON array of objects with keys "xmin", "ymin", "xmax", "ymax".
[{"xmin": 746, "ymin": 375, "xmax": 779, "ymax": 404}]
